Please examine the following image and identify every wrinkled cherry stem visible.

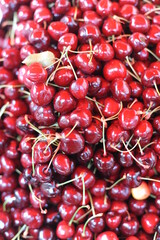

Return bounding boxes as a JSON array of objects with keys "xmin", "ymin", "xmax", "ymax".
[
  {"xmin": 69, "ymin": 205, "xmax": 90, "ymax": 226},
  {"xmin": 11, "ymin": 224, "xmax": 27, "ymax": 240},
  {"xmin": 81, "ymin": 213, "xmax": 103, "ymax": 237}
]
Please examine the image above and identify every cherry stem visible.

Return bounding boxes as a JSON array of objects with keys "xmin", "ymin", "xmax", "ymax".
[
  {"xmin": 125, "ymin": 210, "xmax": 131, "ymax": 221},
  {"xmin": 127, "ymin": 70, "xmax": 141, "ymax": 82},
  {"xmin": 3, "ymin": 197, "xmax": 16, "ymax": 211},
  {"xmin": 82, "ymin": 176, "xmax": 86, "ymax": 206},
  {"xmin": 107, "ymin": 34, "xmax": 131, "ymax": 43},
  {"xmin": 88, "ymin": 39, "xmax": 93, "ymax": 63},
  {"xmin": 153, "ymin": 231, "xmax": 158, "ymax": 240},
  {"xmin": 31, "ymin": 138, "xmax": 40, "ymax": 176},
  {"xmin": 28, "ymin": 184, "xmax": 43, "ymax": 203},
  {"xmin": 74, "ymin": 209, "xmax": 92, "ymax": 223},
  {"xmin": 145, "ymin": 7, "xmax": 160, "ymax": 16},
  {"xmin": 128, "ymin": 99, "xmax": 138, "ymax": 108},
  {"xmin": 38, "ymin": 196, "xmax": 47, "ymax": 214},
  {"xmin": 121, "ymin": 139, "xmax": 150, "ymax": 169},
  {"xmin": 106, "ymin": 175, "xmax": 126, "ymax": 190},
  {"xmin": 140, "ymin": 177, "xmax": 160, "ymax": 183},
  {"xmin": 142, "ymin": 141, "xmax": 156, "ymax": 151},
  {"xmin": 85, "ymin": 96, "xmax": 104, "ymax": 107},
  {"xmin": 105, "ymin": 101, "xmax": 123, "ymax": 122},
  {"xmin": 126, "ymin": 56, "xmax": 141, "ymax": 82},
  {"xmin": 10, "ymin": 12, "xmax": 18, "ymax": 46},
  {"xmin": 113, "ymin": 15, "xmax": 129, "ymax": 23},
  {"xmin": 153, "ymin": 81, "xmax": 160, "ymax": 96},
  {"xmin": 22, "ymin": 226, "xmax": 29, "ymax": 238},
  {"xmin": 73, "ymin": 6, "xmax": 77, "ymax": 19},
  {"xmin": 0, "ymin": 102, "xmax": 10, "ymax": 119},
  {"xmin": 137, "ymin": 141, "xmax": 144, "ymax": 155},
  {"xmin": 69, "ymin": 205, "xmax": 90, "ymax": 226},
  {"xmin": 87, "ymin": 190, "xmax": 95, "ymax": 216},
  {"xmin": 24, "ymin": 115, "xmax": 46, "ymax": 139},
  {"xmin": 11, "ymin": 224, "xmax": 27, "ymax": 240},
  {"xmin": 48, "ymin": 83, "xmax": 68, "ymax": 88},
  {"xmin": 64, "ymin": 122, "xmax": 78, "ymax": 138},
  {"xmin": 15, "ymin": 169, "xmax": 22, "ymax": 174},
  {"xmin": 111, "ymin": 137, "xmax": 140, "ymax": 153},
  {"xmin": 45, "ymin": 142, "xmax": 61, "ymax": 173},
  {"xmin": 82, "ymin": 213, "xmax": 103, "ymax": 237},
  {"xmin": 65, "ymin": 49, "xmax": 78, "ymax": 80},
  {"xmin": 145, "ymin": 48, "xmax": 160, "ymax": 61},
  {"xmin": 56, "ymin": 175, "xmax": 82, "ymax": 187}
]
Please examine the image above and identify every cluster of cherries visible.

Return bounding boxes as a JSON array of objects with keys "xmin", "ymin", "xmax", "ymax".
[{"xmin": 0, "ymin": 0, "xmax": 160, "ymax": 239}]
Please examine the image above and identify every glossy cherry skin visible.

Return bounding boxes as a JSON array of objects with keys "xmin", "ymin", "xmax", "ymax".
[
  {"xmin": 28, "ymin": 28, "xmax": 51, "ymax": 51},
  {"xmin": 0, "ymin": 67, "xmax": 13, "ymax": 84},
  {"xmin": 88, "ymin": 215, "xmax": 105, "ymax": 233},
  {"xmin": 120, "ymin": 4, "xmax": 139, "ymax": 20},
  {"xmin": 106, "ymin": 122, "xmax": 130, "ymax": 144},
  {"xmin": 103, "ymin": 97, "xmax": 121, "ymax": 118},
  {"xmin": 129, "ymin": 14, "xmax": 150, "ymax": 33},
  {"xmin": 134, "ymin": 120, "xmax": 153, "ymax": 140},
  {"xmin": 18, "ymin": 5, "xmax": 33, "ymax": 21},
  {"xmin": 26, "ymin": 63, "xmax": 48, "ymax": 83},
  {"xmin": 96, "ymin": 231, "xmax": 119, "ymax": 240},
  {"xmin": 84, "ymin": 122, "xmax": 102, "ymax": 144},
  {"xmin": 21, "ymin": 207, "xmax": 44, "ymax": 229},
  {"xmin": 0, "ymin": 174, "xmax": 18, "ymax": 192},
  {"xmin": 78, "ymin": 24, "xmax": 101, "ymax": 45},
  {"xmin": 70, "ymin": 78, "xmax": 89, "ymax": 99},
  {"xmin": 30, "ymin": 83, "xmax": 55, "ymax": 106},
  {"xmin": 141, "ymin": 68, "xmax": 160, "ymax": 87},
  {"xmin": 96, "ymin": 0, "xmax": 112, "ymax": 18},
  {"xmin": 73, "ymin": 224, "xmax": 93, "ymax": 240},
  {"xmin": 105, "ymin": 211, "xmax": 122, "ymax": 229},
  {"xmin": 53, "ymin": 153, "xmax": 72, "ymax": 176},
  {"xmin": 129, "ymin": 81, "xmax": 142, "ymax": 98},
  {"xmin": 70, "ymin": 109, "xmax": 92, "ymax": 128},
  {"xmin": 72, "ymin": 166, "xmax": 96, "ymax": 190},
  {"xmin": 118, "ymin": 108, "xmax": 140, "ymax": 130},
  {"xmin": 118, "ymin": 151, "xmax": 133, "ymax": 167},
  {"xmin": 90, "ymin": 179, "xmax": 106, "ymax": 197},
  {"xmin": 102, "ymin": 18, "xmax": 122, "ymax": 37},
  {"xmin": 129, "ymin": 198, "xmax": 147, "ymax": 216},
  {"xmin": 2, "ymin": 48, "xmax": 21, "ymax": 70},
  {"xmin": 34, "ymin": 7, "xmax": 52, "ymax": 23},
  {"xmin": 83, "ymin": 10, "xmax": 102, "ymax": 27},
  {"xmin": 93, "ymin": 195, "xmax": 111, "ymax": 213},
  {"xmin": 148, "ymin": 178, "xmax": 160, "ymax": 196},
  {"xmin": 109, "ymin": 182, "xmax": 131, "ymax": 201},
  {"xmin": 8, "ymin": 100, "xmax": 28, "ymax": 117},
  {"xmin": 120, "ymin": 213, "xmax": 139, "ymax": 236},
  {"xmin": 58, "ymin": 33, "xmax": 78, "ymax": 51},
  {"xmin": 74, "ymin": 53, "xmax": 98, "ymax": 75},
  {"xmin": 34, "ymin": 141, "xmax": 52, "ymax": 164},
  {"xmin": 128, "ymin": 32, "xmax": 148, "ymax": 52},
  {"xmin": 94, "ymin": 148, "xmax": 115, "ymax": 173},
  {"xmin": 103, "ymin": 60, "xmax": 127, "ymax": 81},
  {"xmin": 61, "ymin": 184, "xmax": 82, "ymax": 205},
  {"xmin": 0, "ymin": 211, "xmax": 11, "ymax": 232},
  {"xmin": 54, "ymin": 68, "xmax": 74, "ymax": 87},
  {"xmin": 148, "ymin": 24, "xmax": 160, "ymax": 44},
  {"xmin": 56, "ymin": 220, "xmax": 75, "ymax": 239},
  {"xmin": 110, "ymin": 78, "xmax": 131, "ymax": 101},
  {"xmin": 38, "ymin": 227, "xmax": 55, "ymax": 240},
  {"xmin": 53, "ymin": 90, "xmax": 76, "ymax": 114},
  {"xmin": 0, "ymin": 155, "xmax": 16, "ymax": 175},
  {"xmin": 48, "ymin": 21, "xmax": 69, "ymax": 41},
  {"xmin": 35, "ymin": 163, "xmax": 53, "ymax": 183},
  {"xmin": 93, "ymin": 43, "xmax": 114, "ymax": 62},
  {"xmin": 141, "ymin": 213, "xmax": 159, "ymax": 234},
  {"xmin": 113, "ymin": 40, "xmax": 132, "ymax": 59}
]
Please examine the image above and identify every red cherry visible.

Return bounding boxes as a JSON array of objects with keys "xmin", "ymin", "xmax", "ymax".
[
  {"xmin": 120, "ymin": 4, "xmax": 139, "ymax": 20},
  {"xmin": 96, "ymin": 231, "xmax": 119, "ymax": 240},
  {"xmin": 110, "ymin": 78, "xmax": 131, "ymax": 101},
  {"xmin": 78, "ymin": 24, "xmax": 101, "ymax": 45},
  {"xmin": 74, "ymin": 53, "xmax": 98, "ymax": 75},
  {"xmin": 70, "ymin": 78, "xmax": 89, "ymax": 99},
  {"xmin": 113, "ymin": 40, "xmax": 132, "ymax": 59},
  {"xmin": 26, "ymin": 63, "xmax": 48, "ymax": 83},
  {"xmin": 48, "ymin": 21, "xmax": 69, "ymax": 41},
  {"xmin": 34, "ymin": 7, "xmax": 52, "ymax": 23},
  {"xmin": 141, "ymin": 213, "xmax": 159, "ymax": 234},
  {"xmin": 102, "ymin": 18, "xmax": 122, "ymax": 37},
  {"xmin": 96, "ymin": 0, "xmax": 112, "ymax": 18},
  {"xmin": 83, "ymin": 10, "xmax": 102, "ymax": 27},
  {"xmin": 53, "ymin": 153, "xmax": 72, "ymax": 176},
  {"xmin": 118, "ymin": 108, "xmax": 140, "ymax": 130},
  {"xmin": 28, "ymin": 28, "xmax": 50, "ymax": 51},
  {"xmin": 148, "ymin": 24, "xmax": 160, "ymax": 44},
  {"xmin": 56, "ymin": 220, "xmax": 75, "ymax": 239},
  {"xmin": 58, "ymin": 33, "xmax": 78, "ymax": 51},
  {"xmin": 93, "ymin": 43, "xmax": 114, "ymax": 62},
  {"xmin": 21, "ymin": 207, "xmax": 44, "ymax": 229},
  {"xmin": 129, "ymin": 14, "xmax": 150, "ymax": 33},
  {"xmin": 103, "ymin": 59, "xmax": 127, "ymax": 81}
]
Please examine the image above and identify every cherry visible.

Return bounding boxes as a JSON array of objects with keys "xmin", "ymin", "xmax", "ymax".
[
  {"xmin": 120, "ymin": 213, "xmax": 139, "ymax": 236},
  {"xmin": 30, "ymin": 83, "xmax": 55, "ymax": 106},
  {"xmin": 96, "ymin": 0, "xmax": 112, "ymax": 18},
  {"xmin": 78, "ymin": 24, "xmax": 101, "ymax": 45},
  {"xmin": 35, "ymin": 163, "xmax": 53, "ymax": 183},
  {"xmin": 2, "ymin": 48, "xmax": 21, "ymax": 70},
  {"xmin": 54, "ymin": 68, "xmax": 74, "ymax": 87},
  {"xmin": 33, "ymin": 104, "xmax": 56, "ymax": 126},
  {"xmin": 118, "ymin": 108, "xmax": 140, "ymax": 130},
  {"xmin": 94, "ymin": 148, "xmax": 115, "ymax": 173},
  {"xmin": 58, "ymin": 127, "xmax": 85, "ymax": 154},
  {"xmin": 71, "ymin": 166, "xmax": 96, "ymax": 190},
  {"xmin": 128, "ymin": 32, "xmax": 148, "ymax": 52},
  {"xmin": 118, "ymin": 151, "xmax": 133, "ymax": 167},
  {"xmin": 141, "ymin": 213, "xmax": 159, "ymax": 234},
  {"xmin": 34, "ymin": 7, "xmax": 52, "ymax": 23},
  {"xmin": 0, "ymin": 211, "xmax": 11, "ymax": 232},
  {"xmin": 120, "ymin": 4, "xmax": 139, "ymax": 20},
  {"xmin": 129, "ymin": 81, "xmax": 142, "ymax": 98},
  {"xmin": 83, "ymin": 10, "xmax": 102, "ymax": 27},
  {"xmin": 70, "ymin": 78, "xmax": 89, "ymax": 99},
  {"xmin": 93, "ymin": 43, "xmax": 114, "ymax": 62},
  {"xmin": 54, "ymin": 0, "xmax": 71, "ymax": 14},
  {"xmin": 53, "ymin": 89, "xmax": 76, "ymax": 114},
  {"xmin": 129, "ymin": 14, "xmax": 150, "ymax": 33},
  {"xmin": 90, "ymin": 179, "xmax": 106, "ymax": 197},
  {"xmin": 93, "ymin": 195, "xmax": 111, "ymax": 213},
  {"xmin": 4, "ymin": 227, "xmax": 16, "ymax": 240},
  {"xmin": 109, "ymin": 182, "xmax": 131, "ymax": 201},
  {"xmin": 53, "ymin": 153, "xmax": 72, "ymax": 176},
  {"xmin": 102, "ymin": 17, "xmax": 122, "ymax": 37},
  {"xmin": 58, "ymin": 33, "xmax": 78, "ymax": 51},
  {"xmin": 29, "ymin": 187, "xmax": 47, "ymax": 210},
  {"xmin": 56, "ymin": 220, "xmax": 75, "ymax": 239},
  {"xmin": 45, "ymin": 210, "xmax": 60, "ymax": 226},
  {"xmin": 105, "ymin": 211, "xmax": 122, "ymax": 229},
  {"xmin": 21, "ymin": 207, "xmax": 44, "ymax": 229},
  {"xmin": 26, "ymin": 62, "xmax": 48, "ymax": 83},
  {"xmin": 0, "ymin": 174, "xmax": 18, "ymax": 192},
  {"xmin": 0, "ymin": 154, "xmax": 16, "ymax": 175},
  {"xmin": 134, "ymin": 120, "xmax": 153, "ymax": 140},
  {"xmin": 148, "ymin": 177, "xmax": 160, "ymax": 196},
  {"xmin": 74, "ymin": 53, "xmax": 98, "ymax": 75},
  {"xmin": 70, "ymin": 109, "xmax": 92, "ymax": 128},
  {"xmin": 74, "ymin": 224, "xmax": 93, "ymax": 240},
  {"xmin": 103, "ymin": 59, "xmax": 127, "ymax": 81},
  {"xmin": 62, "ymin": 184, "xmax": 82, "ymax": 205},
  {"xmin": 0, "ymin": 67, "xmax": 13, "ymax": 84},
  {"xmin": 84, "ymin": 122, "xmax": 102, "ymax": 144},
  {"xmin": 34, "ymin": 141, "xmax": 52, "ymax": 164},
  {"xmin": 48, "ymin": 21, "xmax": 69, "ymax": 41},
  {"xmin": 18, "ymin": 5, "xmax": 33, "ymax": 21},
  {"xmin": 96, "ymin": 231, "xmax": 119, "ymax": 240},
  {"xmin": 28, "ymin": 28, "xmax": 50, "ymax": 51},
  {"xmin": 110, "ymin": 78, "xmax": 131, "ymax": 101},
  {"xmin": 148, "ymin": 24, "xmax": 160, "ymax": 44},
  {"xmin": 113, "ymin": 40, "xmax": 132, "ymax": 59}
]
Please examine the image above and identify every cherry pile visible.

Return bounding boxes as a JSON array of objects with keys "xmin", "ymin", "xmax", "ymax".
[{"xmin": 0, "ymin": 0, "xmax": 160, "ymax": 239}]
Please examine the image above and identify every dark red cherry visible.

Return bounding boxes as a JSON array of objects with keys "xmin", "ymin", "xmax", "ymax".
[
  {"xmin": 70, "ymin": 78, "xmax": 89, "ymax": 99},
  {"xmin": 74, "ymin": 53, "xmax": 98, "ymax": 75},
  {"xmin": 58, "ymin": 33, "xmax": 78, "ymax": 51},
  {"xmin": 121, "ymin": 166, "xmax": 141, "ymax": 188},
  {"xmin": 118, "ymin": 108, "xmax": 140, "ymax": 130},
  {"xmin": 148, "ymin": 24, "xmax": 160, "ymax": 44},
  {"xmin": 94, "ymin": 148, "xmax": 115, "ymax": 173},
  {"xmin": 84, "ymin": 122, "xmax": 102, "ymax": 144},
  {"xmin": 113, "ymin": 40, "xmax": 132, "ymax": 59},
  {"xmin": 54, "ymin": 0, "xmax": 71, "ymax": 14},
  {"xmin": 77, "ymin": 144, "xmax": 93, "ymax": 165},
  {"xmin": 88, "ymin": 215, "xmax": 105, "ymax": 233},
  {"xmin": 93, "ymin": 195, "xmax": 111, "ymax": 213},
  {"xmin": 78, "ymin": 24, "xmax": 101, "ymax": 44},
  {"xmin": 102, "ymin": 18, "xmax": 122, "ymax": 37},
  {"xmin": 134, "ymin": 120, "xmax": 153, "ymax": 140},
  {"xmin": 34, "ymin": 141, "xmax": 52, "ymax": 164},
  {"xmin": 72, "ymin": 166, "xmax": 96, "ymax": 190},
  {"xmin": 62, "ymin": 185, "xmax": 82, "ymax": 205},
  {"xmin": 34, "ymin": 7, "xmax": 52, "ymax": 23},
  {"xmin": 60, "ymin": 15, "xmax": 78, "ymax": 33},
  {"xmin": 21, "ymin": 207, "xmax": 44, "ymax": 229},
  {"xmin": 38, "ymin": 227, "xmax": 55, "ymax": 240},
  {"xmin": 73, "ymin": 224, "xmax": 93, "ymax": 240},
  {"xmin": 35, "ymin": 163, "xmax": 52, "ymax": 183},
  {"xmin": 110, "ymin": 78, "xmax": 131, "ymax": 101},
  {"xmin": 30, "ymin": 83, "xmax": 55, "ymax": 106},
  {"xmin": 108, "ymin": 182, "xmax": 131, "ymax": 201},
  {"xmin": 0, "ymin": 211, "xmax": 11, "ymax": 232},
  {"xmin": 105, "ymin": 211, "xmax": 122, "ymax": 229},
  {"xmin": 129, "ymin": 198, "xmax": 147, "ymax": 216},
  {"xmin": 128, "ymin": 32, "xmax": 148, "ymax": 52},
  {"xmin": 70, "ymin": 109, "xmax": 92, "ymax": 128},
  {"xmin": 53, "ymin": 153, "xmax": 72, "ymax": 176},
  {"xmin": 28, "ymin": 28, "xmax": 50, "ymax": 51},
  {"xmin": 53, "ymin": 90, "xmax": 76, "ymax": 114},
  {"xmin": 54, "ymin": 68, "xmax": 74, "ymax": 87},
  {"xmin": 0, "ymin": 155, "xmax": 16, "ymax": 175},
  {"xmin": 106, "ymin": 122, "xmax": 130, "ymax": 144},
  {"xmin": 18, "ymin": 5, "xmax": 33, "ymax": 21},
  {"xmin": 120, "ymin": 213, "xmax": 139, "ymax": 236},
  {"xmin": 93, "ymin": 43, "xmax": 114, "ymax": 62},
  {"xmin": 0, "ymin": 174, "xmax": 18, "ymax": 192},
  {"xmin": 118, "ymin": 151, "xmax": 133, "ymax": 167},
  {"xmin": 90, "ymin": 179, "xmax": 107, "ymax": 197}
]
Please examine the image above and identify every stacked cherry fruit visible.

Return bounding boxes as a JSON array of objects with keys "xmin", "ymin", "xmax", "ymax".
[{"xmin": 0, "ymin": 0, "xmax": 160, "ymax": 239}]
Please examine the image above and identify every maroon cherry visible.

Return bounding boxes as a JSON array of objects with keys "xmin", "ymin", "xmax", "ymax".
[
  {"xmin": 21, "ymin": 207, "xmax": 44, "ymax": 229},
  {"xmin": 141, "ymin": 213, "xmax": 159, "ymax": 234},
  {"xmin": 56, "ymin": 220, "xmax": 75, "ymax": 239},
  {"xmin": 105, "ymin": 211, "xmax": 122, "ymax": 229}
]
